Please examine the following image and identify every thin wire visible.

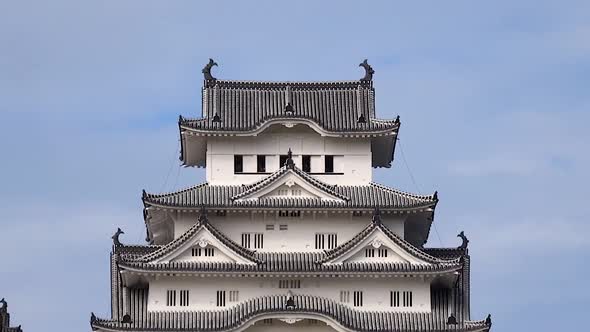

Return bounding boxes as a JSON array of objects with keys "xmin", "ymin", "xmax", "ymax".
[
  {"xmin": 398, "ymin": 139, "xmax": 444, "ymax": 247},
  {"xmin": 171, "ymin": 162, "xmax": 182, "ymax": 191},
  {"xmin": 160, "ymin": 147, "xmax": 180, "ymax": 192}
]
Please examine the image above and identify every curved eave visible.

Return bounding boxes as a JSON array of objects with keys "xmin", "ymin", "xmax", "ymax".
[
  {"xmin": 117, "ymin": 260, "xmax": 462, "ymax": 276},
  {"xmin": 180, "ymin": 117, "xmax": 399, "ymax": 138},
  {"xmin": 143, "ymin": 199, "xmax": 437, "ymax": 214}
]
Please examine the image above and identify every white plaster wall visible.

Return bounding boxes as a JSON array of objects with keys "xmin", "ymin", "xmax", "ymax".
[
  {"xmin": 172, "ymin": 211, "xmax": 405, "ymax": 251},
  {"xmin": 206, "ymin": 128, "xmax": 372, "ymax": 185},
  {"xmin": 148, "ymin": 276, "xmax": 431, "ymax": 312}
]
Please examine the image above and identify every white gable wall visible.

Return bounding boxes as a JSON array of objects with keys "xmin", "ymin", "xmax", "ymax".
[
  {"xmin": 172, "ymin": 211, "xmax": 406, "ymax": 252},
  {"xmin": 148, "ymin": 275, "xmax": 431, "ymax": 312},
  {"xmin": 206, "ymin": 127, "xmax": 372, "ymax": 185}
]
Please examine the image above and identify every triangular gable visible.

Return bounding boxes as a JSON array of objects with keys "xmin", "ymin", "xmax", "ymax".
[
  {"xmin": 232, "ymin": 165, "xmax": 349, "ymax": 202},
  {"xmin": 138, "ymin": 220, "xmax": 259, "ymax": 265},
  {"xmin": 321, "ymin": 222, "xmax": 446, "ymax": 266}
]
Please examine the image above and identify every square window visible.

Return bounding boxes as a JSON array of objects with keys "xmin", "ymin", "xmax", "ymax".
[
  {"xmin": 302, "ymin": 155, "xmax": 311, "ymax": 172},
  {"xmin": 234, "ymin": 155, "xmax": 243, "ymax": 173},
  {"xmin": 257, "ymin": 155, "xmax": 266, "ymax": 173},
  {"xmin": 325, "ymin": 155, "xmax": 334, "ymax": 173}
]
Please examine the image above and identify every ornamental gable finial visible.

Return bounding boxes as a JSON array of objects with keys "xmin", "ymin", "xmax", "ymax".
[
  {"xmin": 0, "ymin": 298, "xmax": 6, "ymax": 310},
  {"xmin": 357, "ymin": 113, "xmax": 366, "ymax": 124},
  {"xmin": 359, "ymin": 59, "xmax": 375, "ymax": 81},
  {"xmin": 457, "ymin": 231, "xmax": 469, "ymax": 250},
  {"xmin": 485, "ymin": 314, "xmax": 492, "ymax": 327},
  {"xmin": 112, "ymin": 228, "xmax": 124, "ymax": 246},
  {"xmin": 372, "ymin": 207, "xmax": 382, "ymax": 225},
  {"xmin": 202, "ymin": 58, "xmax": 218, "ymax": 81},
  {"xmin": 285, "ymin": 148, "xmax": 295, "ymax": 169},
  {"xmin": 198, "ymin": 206, "xmax": 208, "ymax": 224},
  {"xmin": 446, "ymin": 313, "xmax": 458, "ymax": 325},
  {"xmin": 285, "ymin": 102, "xmax": 294, "ymax": 115}
]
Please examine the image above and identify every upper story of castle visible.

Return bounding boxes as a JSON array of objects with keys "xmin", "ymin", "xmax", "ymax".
[{"xmin": 180, "ymin": 59, "xmax": 399, "ymax": 186}]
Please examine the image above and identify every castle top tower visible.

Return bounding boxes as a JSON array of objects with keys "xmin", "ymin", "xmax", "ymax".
[{"xmin": 90, "ymin": 60, "xmax": 491, "ymax": 332}]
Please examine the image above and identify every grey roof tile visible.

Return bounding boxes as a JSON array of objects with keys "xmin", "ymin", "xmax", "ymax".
[
  {"xmin": 180, "ymin": 80, "xmax": 400, "ymax": 135},
  {"xmin": 143, "ymin": 168, "xmax": 437, "ymax": 212},
  {"xmin": 91, "ymin": 292, "xmax": 490, "ymax": 332}
]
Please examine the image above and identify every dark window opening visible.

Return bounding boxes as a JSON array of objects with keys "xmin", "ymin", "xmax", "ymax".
[
  {"xmin": 325, "ymin": 155, "xmax": 334, "ymax": 173},
  {"xmin": 257, "ymin": 155, "xmax": 266, "ymax": 173},
  {"xmin": 302, "ymin": 155, "xmax": 311, "ymax": 172},
  {"xmin": 234, "ymin": 155, "xmax": 243, "ymax": 173},
  {"xmin": 279, "ymin": 155, "xmax": 289, "ymax": 168}
]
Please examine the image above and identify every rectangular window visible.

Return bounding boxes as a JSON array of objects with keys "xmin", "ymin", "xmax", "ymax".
[
  {"xmin": 266, "ymin": 224, "xmax": 275, "ymax": 231},
  {"xmin": 279, "ymin": 280, "xmax": 301, "ymax": 289},
  {"xmin": 378, "ymin": 249, "xmax": 388, "ymax": 257},
  {"xmin": 279, "ymin": 155, "xmax": 289, "ymax": 168},
  {"xmin": 353, "ymin": 291, "xmax": 363, "ymax": 307},
  {"xmin": 390, "ymin": 291, "xmax": 400, "ymax": 307},
  {"xmin": 242, "ymin": 233, "xmax": 263, "ymax": 249},
  {"xmin": 279, "ymin": 224, "xmax": 288, "ymax": 231},
  {"xmin": 315, "ymin": 233, "xmax": 337, "ymax": 249},
  {"xmin": 302, "ymin": 155, "xmax": 311, "ymax": 172},
  {"xmin": 365, "ymin": 248, "xmax": 375, "ymax": 257},
  {"xmin": 216, "ymin": 290, "xmax": 226, "ymax": 307},
  {"xmin": 339, "ymin": 290, "xmax": 350, "ymax": 303},
  {"xmin": 192, "ymin": 247, "xmax": 214, "ymax": 257},
  {"xmin": 166, "ymin": 290, "xmax": 176, "ymax": 306},
  {"xmin": 325, "ymin": 155, "xmax": 334, "ymax": 173},
  {"xmin": 403, "ymin": 291, "xmax": 413, "ymax": 307},
  {"xmin": 278, "ymin": 189, "xmax": 289, "ymax": 196},
  {"xmin": 279, "ymin": 210, "xmax": 300, "ymax": 218},
  {"xmin": 292, "ymin": 189, "xmax": 302, "ymax": 196},
  {"xmin": 228, "ymin": 290, "xmax": 239, "ymax": 302},
  {"xmin": 262, "ymin": 319, "xmax": 273, "ymax": 325},
  {"xmin": 241, "ymin": 233, "xmax": 251, "ymax": 248},
  {"xmin": 179, "ymin": 290, "xmax": 190, "ymax": 306},
  {"xmin": 234, "ymin": 155, "xmax": 243, "ymax": 173},
  {"xmin": 257, "ymin": 155, "xmax": 266, "ymax": 173}
]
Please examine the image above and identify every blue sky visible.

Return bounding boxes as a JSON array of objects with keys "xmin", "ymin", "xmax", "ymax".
[{"xmin": 1, "ymin": 1, "xmax": 589, "ymax": 331}]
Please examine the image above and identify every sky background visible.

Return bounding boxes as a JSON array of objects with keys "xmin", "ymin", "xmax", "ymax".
[{"xmin": 1, "ymin": 1, "xmax": 589, "ymax": 331}]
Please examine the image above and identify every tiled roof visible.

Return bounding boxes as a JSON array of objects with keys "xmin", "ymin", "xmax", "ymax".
[
  {"xmin": 143, "ymin": 177, "xmax": 437, "ymax": 212},
  {"xmin": 91, "ymin": 292, "xmax": 490, "ymax": 332},
  {"xmin": 136, "ymin": 218, "xmax": 260, "ymax": 264},
  {"xmin": 179, "ymin": 79, "xmax": 400, "ymax": 135},
  {"xmin": 117, "ymin": 222, "xmax": 461, "ymax": 275}
]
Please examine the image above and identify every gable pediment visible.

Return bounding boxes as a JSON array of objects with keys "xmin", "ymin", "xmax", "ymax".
[
  {"xmin": 234, "ymin": 168, "xmax": 347, "ymax": 202},
  {"xmin": 323, "ymin": 224, "xmax": 440, "ymax": 266},
  {"xmin": 139, "ymin": 220, "xmax": 259, "ymax": 265}
]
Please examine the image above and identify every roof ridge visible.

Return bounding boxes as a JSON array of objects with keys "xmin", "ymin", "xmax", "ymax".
[
  {"xmin": 232, "ymin": 165, "xmax": 348, "ymax": 201},
  {"xmin": 208, "ymin": 79, "xmax": 373, "ymax": 87},
  {"xmin": 143, "ymin": 182, "xmax": 210, "ymax": 199},
  {"xmin": 369, "ymin": 182, "xmax": 436, "ymax": 201}
]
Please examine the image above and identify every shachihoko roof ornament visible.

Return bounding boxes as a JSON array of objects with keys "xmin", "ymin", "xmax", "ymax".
[
  {"xmin": 457, "ymin": 231, "xmax": 469, "ymax": 250},
  {"xmin": 202, "ymin": 58, "xmax": 218, "ymax": 81},
  {"xmin": 112, "ymin": 228, "xmax": 124, "ymax": 247},
  {"xmin": 359, "ymin": 59, "xmax": 375, "ymax": 81}
]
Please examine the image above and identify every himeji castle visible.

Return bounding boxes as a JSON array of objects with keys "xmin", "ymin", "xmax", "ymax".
[
  {"xmin": 90, "ymin": 60, "xmax": 492, "ymax": 332},
  {"xmin": 1, "ymin": 299, "xmax": 23, "ymax": 332}
]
